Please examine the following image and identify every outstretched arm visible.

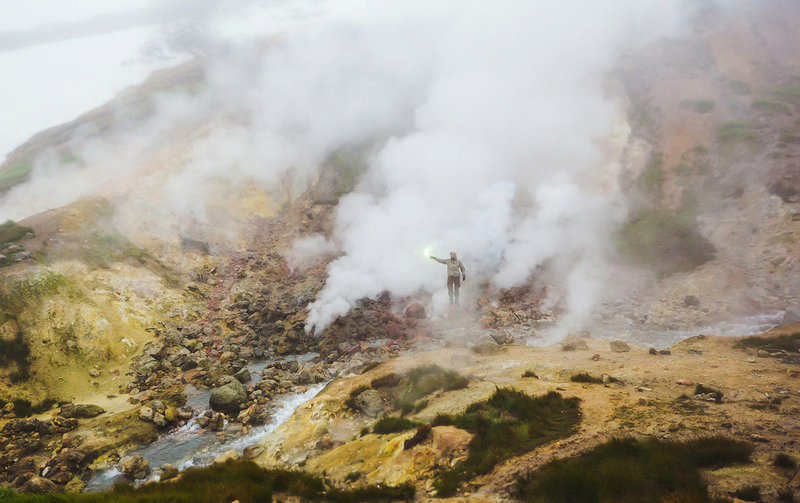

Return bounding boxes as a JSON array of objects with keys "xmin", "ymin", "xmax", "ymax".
[{"xmin": 430, "ymin": 256, "xmax": 446, "ymax": 264}]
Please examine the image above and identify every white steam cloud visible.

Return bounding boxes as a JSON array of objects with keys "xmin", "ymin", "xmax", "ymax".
[{"xmin": 0, "ymin": 0, "xmax": 697, "ymax": 337}]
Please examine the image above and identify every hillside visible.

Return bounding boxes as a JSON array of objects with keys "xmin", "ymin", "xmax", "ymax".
[{"xmin": 0, "ymin": 1, "xmax": 798, "ymax": 500}]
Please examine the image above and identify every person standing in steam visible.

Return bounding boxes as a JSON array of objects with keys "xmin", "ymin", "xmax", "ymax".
[{"xmin": 430, "ymin": 252, "xmax": 466, "ymax": 305}]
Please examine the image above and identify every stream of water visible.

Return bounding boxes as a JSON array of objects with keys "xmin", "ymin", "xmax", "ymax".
[{"xmin": 86, "ymin": 356, "xmax": 324, "ymax": 492}]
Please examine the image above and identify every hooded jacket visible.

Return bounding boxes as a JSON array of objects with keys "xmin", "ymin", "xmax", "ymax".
[{"xmin": 431, "ymin": 253, "xmax": 465, "ymax": 278}]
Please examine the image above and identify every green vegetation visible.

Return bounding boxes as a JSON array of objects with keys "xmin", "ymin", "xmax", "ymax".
[
  {"xmin": 779, "ymin": 488, "xmax": 795, "ymax": 503},
  {"xmin": 515, "ymin": 436, "xmax": 753, "ymax": 503},
  {"xmin": 718, "ymin": 120, "xmax": 760, "ymax": 164},
  {"xmin": 733, "ymin": 485, "xmax": 761, "ymax": 502},
  {"xmin": 734, "ymin": 332, "xmax": 800, "ymax": 352},
  {"xmin": 638, "ymin": 155, "xmax": 665, "ymax": 198},
  {"xmin": 629, "ymin": 95, "xmax": 654, "ymax": 128},
  {"xmin": 431, "ymin": 388, "xmax": 581, "ymax": 496},
  {"xmin": 617, "ymin": 203, "xmax": 716, "ymax": 278},
  {"xmin": 747, "ymin": 402, "xmax": 779, "ymax": 411},
  {"xmin": 752, "ymin": 99, "xmax": 792, "ymax": 115},
  {"xmin": 0, "ymin": 270, "xmax": 84, "ymax": 315},
  {"xmin": 694, "ymin": 384, "xmax": 723, "ymax": 404},
  {"xmin": 344, "ymin": 471, "xmax": 362, "ymax": 483},
  {"xmin": 0, "ymin": 397, "xmax": 62, "ymax": 417},
  {"xmin": 361, "ymin": 361, "xmax": 382, "ymax": 373},
  {"xmin": 681, "ymin": 99, "xmax": 716, "ymax": 113},
  {"xmin": 718, "ymin": 120, "xmax": 757, "ymax": 142},
  {"xmin": 773, "ymin": 453, "xmax": 797, "ymax": 469},
  {"xmin": 522, "ymin": 370, "xmax": 538, "ymax": 378},
  {"xmin": 779, "ymin": 133, "xmax": 800, "ymax": 144},
  {"xmin": 768, "ymin": 84, "xmax": 800, "ymax": 106},
  {"xmin": 324, "ymin": 148, "xmax": 370, "ymax": 200},
  {"xmin": 571, "ymin": 372, "xmax": 617, "ymax": 384},
  {"xmin": 343, "ymin": 385, "xmax": 371, "ymax": 411},
  {"xmin": 372, "ymin": 416, "xmax": 421, "ymax": 434},
  {"xmin": 0, "ymin": 220, "xmax": 34, "ymax": 246},
  {"xmin": 82, "ymin": 231, "xmax": 149, "ymax": 268},
  {"xmin": 0, "ymin": 160, "xmax": 32, "ymax": 192},
  {"xmin": 0, "ymin": 332, "xmax": 31, "ymax": 383},
  {"xmin": 413, "ymin": 400, "xmax": 428, "ymax": 413},
  {"xmin": 729, "ymin": 80, "xmax": 751, "ymax": 95},
  {"xmin": 0, "ymin": 460, "xmax": 414, "ymax": 502},
  {"xmin": 59, "ymin": 152, "xmax": 79, "ymax": 164},
  {"xmin": 369, "ymin": 365, "xmax": 469, "ymax": 416}
]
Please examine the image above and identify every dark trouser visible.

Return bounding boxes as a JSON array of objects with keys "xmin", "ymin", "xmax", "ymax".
[{"xmin": 447, "ymin": 276, "xmax": 461, "ymax": 304}]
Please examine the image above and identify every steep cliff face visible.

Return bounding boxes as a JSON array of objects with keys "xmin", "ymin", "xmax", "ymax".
[{"xmin": 605, "ymin": 0, "xmax": 800, "ymax": 329}]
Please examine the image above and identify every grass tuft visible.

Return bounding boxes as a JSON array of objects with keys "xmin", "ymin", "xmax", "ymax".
[
  {"xmin": 571, "ymin": 372, "xmax": 616, "ymax": 384},
  {"xmin": 0, "ymin": 460, "xmax": 413, "ymax": 502},
  {"xmin": 734, "ymin": 333, "xmax": 800, "ymax": 352},
  {"xmin": 432, "ymin": 388, "xmax": 581, "ymax": 496},
  {"xmin": 733, "ymin": 485, "xmax": 761, "ymax": 502},
  {"xmin": 695, "ymin": 384, "xmax": 723, "ymax": 404},
  {"xmin": 522, "ymin": 370, "xmax": 538, "ymax": 378},
  {"xmin": 0, "ymin": 220, "xmax": 34, "ymax": 247},
  {"xmin": 515, "ymin": 435, "xmax": 752, "ymax": 503},
  {"xmin": 773, "ymin": 452, "xmax": 797, "ymax": 469},
  {"xmin": 372, "ymin": 416, "xmax": 420, "ymax": 434}
]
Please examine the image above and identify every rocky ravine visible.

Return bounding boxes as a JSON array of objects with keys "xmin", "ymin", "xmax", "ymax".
[{"xmin": 1, "ymin": 0, "xmax": 800, "ymax": 499}]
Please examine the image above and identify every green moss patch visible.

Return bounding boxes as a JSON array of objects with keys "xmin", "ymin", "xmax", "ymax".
[
  {"xmin": 372, "ymin": 416, "xmax": 421, "ymax": 434},
  {"xmin": 0, "ymin": 220, "xmax": 34, "ymax": 247},
  {"xmin": 0, "ymin": 160, "xmax": 32, "ymax": 193},
  {"xmin": 515, "ymin": 436, "xmax": 753, "ymax": 503},
  {"xmin": 617, "ymin": 206, "xmax": 716, "ymax": 277},
  {"xmin": 734, "ymin": 332, "xmax": 800, "ymax": 352},
  {"xmin": 0, "ymin": 460, "xmax": 414, "ymax": 502},
  {"xmin": 431, "ymin": 388, "xmax": 581, "ymax": 496},
  {"xmin": 368, "ymin": 365, "xmax": 469, "ymax": 416}
]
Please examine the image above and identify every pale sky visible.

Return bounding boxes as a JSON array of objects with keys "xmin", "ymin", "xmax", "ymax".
[{"xmin": 0, "ymin": 0, "xmax": 316, "ymax": 160}]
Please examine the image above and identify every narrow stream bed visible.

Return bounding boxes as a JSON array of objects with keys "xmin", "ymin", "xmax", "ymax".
[{"xmin": 86, "ymin": 356, "xmax": 325, "ymax": 492}]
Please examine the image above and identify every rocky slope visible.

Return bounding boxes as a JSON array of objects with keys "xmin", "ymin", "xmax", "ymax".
[{"xmin": 0, "ymin": 1, "xmax": 799, "ymax": 499}]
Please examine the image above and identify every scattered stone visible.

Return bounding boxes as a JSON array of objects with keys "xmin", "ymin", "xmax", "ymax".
[
  {"xmin": 138, "ymin": 406, "xmax": 155, "ymax": 422},
  {"xmin": 214, "ymin": 451, "xmax": 239, "ymax": 464},
  {"xmin": 562, "ymin": 333, "xmax": 589, "ymax": 351},
  {"xmin": 122, "ymin": 455, "xmax": 150, "ymax": 480},
  {"xmin": 160, "ymin": 464, "xmax": 179, "ymax": 481},
  {"xmin": 687, "ymin": 349, "xmax": 703, "ymax": 355},
  {"xmin": 242, "ymin": 445, "xmax": 264, "ymax": 459},
  {"xmin": 591, "ymin": 354, "xmax": 601, "ymax": 361},
  {"xmin": 209, "ymin": 379, "xmax": 248, "ymax": 415},
  {"xmin": 59, "ymin": 404, "xmax": 105, "ymax": 419},
  {"xmin": 20, "ymin": 476, "xmax": 57, "ymax": 493},
  {"xmin": 354, "ymin": 389, "xmax": 384, "ymax": 418},
  {"xmin": 683, "ymin": 295, "xmax": 700, "ymax": 308},
  {"xmin": 405, "ymin": 303, "xmax": 426, "ymax": 319},
  {"xmin": 610, "ymin": 341, "xmax": 630, "ymax": 353},
  {"xmin": 676, "ymin": 379, "xmax": 694, "ymax": 386},
  {"xmin": 13, "ymin": 251, "xmax": 31, "ymax": 262}
]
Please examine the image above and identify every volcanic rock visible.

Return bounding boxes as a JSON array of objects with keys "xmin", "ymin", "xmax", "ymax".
[
  {"xmin": 122, "ymin": 455, "xmax": 150, "ymax": 480},
  {"xmin": 210, "ymin": 379, "xmax": 248, "ymax": 414},
  {"xmin": 405, "ymin": 303, "xmax": 426, "ymax": 319}
]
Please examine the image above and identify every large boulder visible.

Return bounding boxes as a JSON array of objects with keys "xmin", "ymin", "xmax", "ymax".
[
  {"xmin": 60, "ymin": 404, "xmax": 105, "ymax": 419},
  {"xmin": 354, "ymin": 389, "xmax": 384, "ymax": 418},
  {"xmin": 122, "ymin": 455, "xmax": 150, "ymax": 480},
  {"xmin": 20, "ymin": 476, "xmax": 57, "ymax": 493},
  {"xmin": 209, "ymin": 379, "xmax": 248, "ymax": 415},
  {"xmin": 405, "ymin": 303, "xmax": 426, "ymax": 319}
]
